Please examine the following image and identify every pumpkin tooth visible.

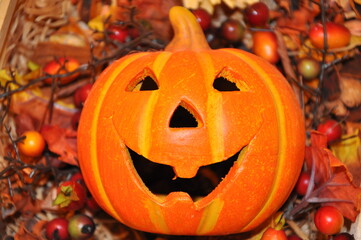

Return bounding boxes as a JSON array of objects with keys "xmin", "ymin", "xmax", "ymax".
[{"xmin": 173, "ymin": 165, "xmax": 199, "ymax": 178}]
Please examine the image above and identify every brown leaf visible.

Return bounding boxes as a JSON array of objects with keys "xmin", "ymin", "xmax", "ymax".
[
  {"xmin": 40, "ymin": 125, "xmax": 78, "ymax": 166},
  {"xmin": 305, "ymin": 131, "xmax": 361, "ymax": 221},
  {"xmin": 116, "ymin": 0, "xmax": 182, "ymax": 41},
  {"xmin": 11, "ymin": 94, "xmax": 75, "ymax": 131},
  {"xmin": 12, "ymin": 192, "xmax": 42, "ymax": 215},
  {"xmin": 345, "ymin": 20, "xmax": 361, "ymax": 36},
  {"xmin": 14, "ymin": 218, "xmax": 47, "ymax": 240},
  {"xmin": 0, "ymin": 193, "xmax": 17, "ymax": 219}
]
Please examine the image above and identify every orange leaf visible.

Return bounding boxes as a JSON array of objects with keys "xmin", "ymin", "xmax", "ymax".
[
  {"xmin": 305, "ymin": 131, "xmax": 361, "ymax": 221},
  {"xmin": 14, "ymin": 218, "xmax": 47, "ymax": 240},
  {"xmin": 40, "ymin": 124, "xmax": 78, "ymax": 166}
]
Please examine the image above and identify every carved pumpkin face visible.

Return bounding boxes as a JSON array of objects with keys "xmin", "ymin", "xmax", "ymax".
[{"xmin": 78, "ymin": 7, "xmax": 305, "ymax": 235}]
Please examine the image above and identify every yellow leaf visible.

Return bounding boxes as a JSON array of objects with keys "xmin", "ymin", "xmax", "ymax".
[
  {"xmin": 27, "ymin": 61, "xmax": 40, "ymax": 71},
  {"xmin": 88, "ymin": 15, "xmax": 105, "ymax": 32},
  {"xmin": 331, "ymin": 129, "xmax": 361, "ymax": 165}
]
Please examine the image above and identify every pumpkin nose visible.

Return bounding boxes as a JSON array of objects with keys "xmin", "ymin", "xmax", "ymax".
[{"xmin": 169, "ymin": 102, "xmax": 201, "ymax": 128}]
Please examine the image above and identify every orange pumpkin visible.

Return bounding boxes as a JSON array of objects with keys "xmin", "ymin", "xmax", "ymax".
[{"xmin": 78, "ymin": 6, "xmax": 305, "ymax": 235}]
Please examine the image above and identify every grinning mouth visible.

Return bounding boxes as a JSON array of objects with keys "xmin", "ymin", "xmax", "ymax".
[{"xmin": 128, "ymin": 147, "xmax": 245, "ymax": 202}]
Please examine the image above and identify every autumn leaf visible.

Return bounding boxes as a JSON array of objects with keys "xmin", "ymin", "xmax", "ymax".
[
  {"xmin": 40, "ymin": 125, "xmax": 78, "ymax": 166},
  {"xmin": 304, "ymin": 131, "xmax": 361, "ymax": 221},
  {"xmin": 53, "ymin": 184, "xmax": 80, "ymax": 208},
  {"xmin": 0, "ymin": 193, "xmax": 17, "ymax": 219},
  {"xmin": 14, "ymin": 218, "xmax": 47, "ymax": 240},
  {"xmin": 331, "ymin": 129, "xmax": 361, "ymax": 186}
]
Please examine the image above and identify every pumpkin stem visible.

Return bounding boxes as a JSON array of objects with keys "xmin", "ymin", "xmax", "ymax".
[{"xmin": 165, "ymin": 6, "xmax": 211, "ymax": 52}]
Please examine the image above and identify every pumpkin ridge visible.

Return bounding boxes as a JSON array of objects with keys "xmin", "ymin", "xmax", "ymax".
[
  {"xmin": 197, "ymin": 52, "xmax": 225, "ymax": 164},
  {"xmin": 143, "ymin": 198, "xmax": 170, "ymax": 234},
  {"xmin": 138, "ymin": 53, "xmax": 173, "ymax": 157},
  {"xmin": 86, "ymin": 53, "xmax": 149, "ymax": 222},
  {"xmin": 220, "ymin": 48, "xmax": 303, "ymax": 230},
  {"xmin": 196, "ymin": 198, "xmax": 225, "ymax": 234}
]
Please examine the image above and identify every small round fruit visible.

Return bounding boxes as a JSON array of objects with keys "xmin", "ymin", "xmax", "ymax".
[
  {"xmin": 331, "ymin": 232, "xmax": 355, "ymax": 240},
  {"xmin": 45, "ymin": 218, "xmax": 70, "ymax": 240},
  {"xmin": 221, "ymin": 19, "xmax": 245, "ymax": 42},
  {"xmin": 54, "ymin": 180, "xmax": 87, "ymax": 211},
  {"xmin": 244, "ymin": 2, "xmax": 270, "ymax": 27},
  {"xmin": 192, "ymin": 8, "xmax": 212, "ymax": 31},
  {"xmin": 86, "ymin": 196, "xmax": 101, "ymax": 212},
  {"xmin": 70, "ymin": 172, "xmax": 85, "ymax": 185},
  {"xmin": 43, "ymin": 57, "xmax": 80, "ymax": 85},
  {"xmin": 288, "ymin": 235, "xmax": 302, "ymax": 240},
  {"xmin": 71, "ymin": 111, "xmax": 82, "ymax": 130},
  {"xmin": 295, "ymin": 172, "xmax": 311, "ymax": 196},
  {"xmin": 18, "ymin": 130, "xmax": 46, "ymax": 158},
  {"xmin": 297, "ymin": 57, "xmax": 321, "ymax": 80},
  {"xmin": 309, "ymin": 22, "xmax": 351, "ymax": 49},
  {"xmin": 108, "ymin": 25, "xmax": 129, "ymax": 43},
  {"xmin": 261, "ymin": 227, "xmax": 287, "ymax": 240},
  {"xmin": 74, "ymin": 83, "xmax": 92, "ymax": 108},
  {"xmin": 252, "ymin": 31, "xmax": 279, "ymax": 64},
  {"xmin": 68, "ymin": 214, "xmax": 96, "ymax": 240},
  {"xmin": 314, "ymin": 206, "xmax": 344, "ymax": 235},
  {"xmin": 317, "ymin": 120, "xmax": 342, "ymax": 144}
]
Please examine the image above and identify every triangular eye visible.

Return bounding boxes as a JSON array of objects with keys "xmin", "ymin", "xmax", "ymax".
[
  {"xmin": 213, "ymin": 67, "xmax": 250, "ymax": 92},
  {"xmin": 126, "ymin": 68, "xmax": 159, "ymax": 92},
  {"xmin": 213, "ymin": 77, "xmax": 240, "ymax": 91}
]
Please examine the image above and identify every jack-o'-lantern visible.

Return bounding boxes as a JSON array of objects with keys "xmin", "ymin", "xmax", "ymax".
[{"xmin": 78, "ymin": 6, "xmax": 305, "ymax": 235}]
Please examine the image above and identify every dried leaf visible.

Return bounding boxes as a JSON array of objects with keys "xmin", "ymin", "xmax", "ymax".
[
  {"xmin": 12, "ymin": 192, "xmax": 42, "ymax": 215},
  {"xmin": 40, "ymin": 125, "xmax": 78, "ymax": 166},
  {"xmin": 116, "ymin": 0, "xmax": 182, "ymax": 41},
  {"xmin": 14, "ymin": 218, "xmax": 47, "ymax": 240},
  {"xmin": 331, "ymin": 124, "xmax": 361, "ymax": 185},
  {"xmin": 305, "ymin": 131, "xmax": 361, "ymax": 221},
  {"xmin": 12, "ymin": 93, "xmax": 75, "ymax": 131},
  {"xmin": 345, "ymin": 20, "xmax": 361, "ymax": 36},
  {"xmin": 53, "ymin": 184, "xmax": 80, "ymax": 208},
  {"xmin": 0, "ymin": 193, "xmax": 17, "ymax": 219}
]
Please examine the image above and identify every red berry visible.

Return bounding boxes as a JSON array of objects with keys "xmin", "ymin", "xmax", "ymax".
[
  {"xmin": 45, "ymin": 218, "xmax": 70, "ymax": 240},
  {"xmin": 288, "ymin": 235, "xmax": 302, "ymax": 240},
  {"xmin": 244, "ymin": 2, "xmax": 270, "ymax": 27},
  {"xmin": 71, "ymin": 111, "xmax": 82, "ymax": 130},
  {"xmin": 108, "ymin": 25, "xmax": 129, "ymax": 43},
  {"xmin": 314, "ymin": 206, "xmax": 344, "ymax": 235},
  {"xmin": 309, "ymin": 22, "xmax": 351, "ymax": 49},
  {"xmin": 261, "ymin": 228, "xmax": 287, "ymax": 240},
  {"xmin": 192, "ymin": 8, "xmax": 212, "ymax": 31},
  {"xmin": 295, "ymin": 172, "xmax": 311, "ymax": 196},
  {"xmin": 74, "ymin": 83, "xmax": 92, "ymax": 108},
  {"xmin": 317, "ymin": 120, "xmax": 342, "ymax": 144},
  {"xmin": 252, "ymin": 31, "xmax": 279, "ymax": 64},
  {"xmin": 70, "ymin": 172, "xmax": 85, "ymax": 185},
  {"xmin": 68, "ymin": 214, "xmax": 96, "ymax": 240},
  {"xmin": 86, "ymin": 196, "xmax": 101, "ymax": 212},
  {"xmin": 221, "ymin": 19, "xmax": 245, "ymax": 42},
  {"xmin": 331, "ymin": 233, "xmax": 355, "ymax": 240},
  {"xmin": 43, "ymin": 57, "xmax": 80, "ymax": 85},
  {"xmin": 53, "ymin": 180, "xmax": 87, "ymax": 211}
]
